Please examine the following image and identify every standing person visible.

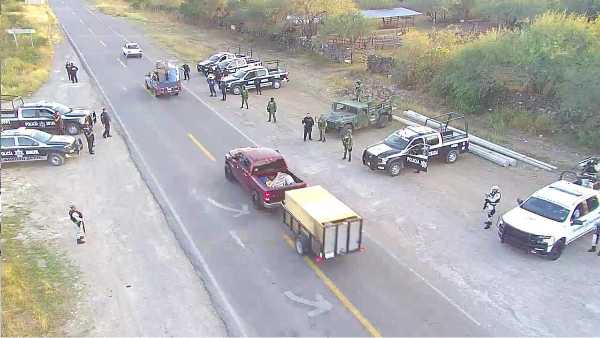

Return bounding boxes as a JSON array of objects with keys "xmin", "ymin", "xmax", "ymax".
[
  {"xmin": 587, "ymin": 219, "xmax": 600, "ymax": 256},
  {"xmin": 84, "ymin": 126, "xmax": 95, "ymax": 155},
  {"xmin": 208, "ymin": 74, "xmax": 217, "ymax": 97},
  {"xmin": 266, "ymin": 97, "xmax": 277, "ymax": 123},
  {"xmin": 69, "ymin": 205, "xmax": 86, "ymax": 244},
  {"xmin": 70, "ymin": 63, "xmax": 79, "ymax": 83},
  {"xmin": 65, "ymin": 61, "xmax": 72, "ymax": 82},
  {"xmin": 240, "ymin": 85, "xmax": 249, "ymax": 109},
  {"xmin": 254, "ymin": 78, "xmax": 262, "ymax": 95},
  {"xmin": 220, "ymin": 81, "xmax": 227, "ymax": 101},
  {"xmin": 53, "ymin": 112, "xmax": 64, "ymax": 135},
  {"xmin": 355, "ymin": 80, "xmax": 363, "ymax": 102},
  {"xmin": 318, "ymin": 115, "xmax": 327, "ymax": 142},
  {"xmin": 92, "ymin": 110, "xmax": 97, "ymax": 124},
  {"xmin": 342, "ymin": 129, "xmax": 353, "ymax": 162},
  {"xmin": 483, "ymin": 186, "xmax": 501, "ymax": 229},
  {"xmin": 100, "ymin": 108, "xmax": 112, "ymax": 138},
  {"xmin": 302, "ymin": 113, "xmax": 314, "ymax": 141},
  {"xmin": 182, "ymin": 64, "xmax": 191, "ymax": 80}
]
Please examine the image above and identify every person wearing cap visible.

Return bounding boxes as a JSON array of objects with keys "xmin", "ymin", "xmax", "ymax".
[
  {"xmin": 483, "ymin": 186, "xmax": 501, "ymax": 229},
  {"xmin": 68, "ymin": 205, "xmax": 86, "ymax": 244},
  {"xmin": 100, "ymin": 107, "xmax": 112, "ymax": 138},
  {"xmin": 302, "ymin": 113, "xmax": 314, "ymax": 141},
  {"xmin": 266, "ymin": 97, "xmax": 277, "ymax": 123},
  {"xmin": 342, "ymin": 128, "xmax": 353, "ymax": 162},
  {"xmin": 84, "ymin": 125, "xmax": 95, "ymax": 155}
]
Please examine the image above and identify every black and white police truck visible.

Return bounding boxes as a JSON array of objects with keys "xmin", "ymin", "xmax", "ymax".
[
  {"xmin": 362, "ymin": 113, "xmax": 469, "ymax": 176},
  {"xmin": 221, "ymin": 61, "xmax": 289, "ymax": 95},
  {"xmin": 1, "ymin": 127, "xmax": 80, "ymax": 166}
]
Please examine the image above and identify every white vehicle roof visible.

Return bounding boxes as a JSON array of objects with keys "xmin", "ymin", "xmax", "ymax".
[
  {"xmin": 531, "ymin": 180, "xmax": 597, "ymax": 209},
  {"xmin": 125, "ymin": 42, "xmax": 140, "ymax": 48},
  {"xmin": 242, "ymin": 65, "xmax": 265, "ymax": 72},
  {"xmin": 405, "ymin": 125, "xmax": 437, "ymax": 135}
]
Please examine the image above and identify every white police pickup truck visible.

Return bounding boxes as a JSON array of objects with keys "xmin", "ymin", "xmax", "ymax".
[{"xmin": 498, "ymin": 180, "xmax": 600, "ymax": 260}]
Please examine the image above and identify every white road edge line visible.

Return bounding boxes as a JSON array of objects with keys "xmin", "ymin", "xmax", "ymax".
[
  {"xmin": 99, "ymin": 40, "xmax": 106, "ymax": 47},
  {"xmin": 116, "ymin": 58, "xmax": 127, "ymax": 68},
  {"xmin": 228, "ymin": 230, "xmax": 246, "ymax": 249},
  {"xmin": 60, "ymin": 23, "xmax": 249, "ymax": 337},
  {"xmin": 79, "ymin": 18, "xmax": 84, "ymax": 24},
  {"xmin": 87, "ymin": 27, "xmax": 94, "ymax": 34}
]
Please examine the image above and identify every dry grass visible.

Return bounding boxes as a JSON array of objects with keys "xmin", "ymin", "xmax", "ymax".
[
  {"xmin": 1, "ymin": 207, "xmax": 78, "ymax": 336},
  {"xmin": 0, "ymin": 0, "xmax": 61, "ymax": 97}
]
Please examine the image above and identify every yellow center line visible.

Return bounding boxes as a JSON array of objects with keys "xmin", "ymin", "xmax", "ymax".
[
  {"xmin": 187, "ymin": 133, "xmax": 216, "ymax": 162},
  {"xmin": 283, "ymin": 234, "xmax": 382, "ymax": 338}
]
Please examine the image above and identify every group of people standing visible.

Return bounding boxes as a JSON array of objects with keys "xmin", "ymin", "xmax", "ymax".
[
  {"xmin": 65, "ymin": 61, "xmax": 79, "ymax": 83},
  {"xmin": 81, "ymin": 107, "xmax": 112, "ymax": 155},
  {"xmin": 301, "ymin": 113, "xmax": 352, "ymax": 161}
]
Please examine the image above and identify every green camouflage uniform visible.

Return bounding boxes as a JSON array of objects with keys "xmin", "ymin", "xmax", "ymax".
[
  {"xmin": 241, "ymin": 86, "xmax": 249, "ymax": 109},
  {"xmin": 318, "ymin": 116, "xmax": 327, "ymax": 142},
  {"xmin": 342, "ymin": 131, "xmax": 353, "ymax": 162},
  {"xmin": 267, "ymin": 100, "xmax": 277, "ymax": 122}
]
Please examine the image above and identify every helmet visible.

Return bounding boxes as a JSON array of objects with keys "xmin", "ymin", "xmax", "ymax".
[{"xmin": 490, "ymin": 185, "xmax": 500, "ymax": 193}]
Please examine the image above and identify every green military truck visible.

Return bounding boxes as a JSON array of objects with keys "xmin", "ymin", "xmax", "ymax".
[{"xmin": 323, "ymin": 98, "xmax": 393, "ymax": 137}]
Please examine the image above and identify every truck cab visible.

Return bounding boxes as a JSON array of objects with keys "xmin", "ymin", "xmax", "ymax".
[
  {"xmin": 222, "ymin": 64, "xmax": 288, "ymax": 95},
  {"xmin": 197, "ymin": 52, "xmax": 236, "ymax": 74},
  {"xmin": 216, "ymin": 57, "xmax": 261, "ymax": 76},
  {"xmin": 224, "ymin": 147, "xmax": 306, "ymax": 209},
  {"xmin": 324, "ymin": 98, "xmax": 392, "ymax": 136},
  {"xmin": 498, "ymin": 180, "xmax": 600, "ymax": 260}
]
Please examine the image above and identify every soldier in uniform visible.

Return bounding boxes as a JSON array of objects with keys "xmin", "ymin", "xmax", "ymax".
[
  {"xmin": 318, "ymin": 115, "xmax": 327, "ymax": 142},
  {"xmin": 483, "ymin": 186, "xmax": 501, "ymax": 229},
  {"xmin": 240, "ymin": 85, "xmax": 249, "ymax": 109},
  {"xmin": 266, "ymin": 97, "xmax": 277, "ymax": 123},
  {"xmin": 69, "ymin": 205, "xmax": 86, "ymax": 244},
  {"xmin": 254, "ymin": 77, "xmax": 262, "ymax": 95},
  {"xmin": 53, "ymin": 112, "xmax": 64, "ymax": 135},
  {"xmin": 355, "ymin": 80, "xmax": 363, "ymax": 102},
  {"xmin": 84, "ymin": 126, "xmax": 95, "ymax": 155},
  {"xmin": 100, "ymin": 108, "xmax": 112, "ymax": 138},
  {"xmin": 342, "ymin": 129, "xmax": 353, "ymax": 162}
]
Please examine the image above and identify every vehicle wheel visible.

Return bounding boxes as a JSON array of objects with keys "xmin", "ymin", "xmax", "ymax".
[
  {"xmin": 387, "ymin": 160, "xmax": 403, "ymax": 176},
  {"xmin": 65, "ymin": 123, "xmax": 79, "ymax": 135},
  {"xmin": 48, "ymin": 153, "xmax": 65, "ymax": 166},
  {"xmin": 295, "ymin": 233, "xmax": 309, "ymax": 256},
  {"xmin": 375, "ymin": 115, "xmax": 387, "ymax": 128},
  {"xmin": 232, "ymin": 86, "xmax": 241, "ymax": 95},
  {"xmin": 339, "ymin": 124, "xmax": 353, "ymax": 138},
  {"xmin": 446, "ymin": 150, "xmax": 459, "ymax": 163},
  {"xmin": 224, "ymin": 165, "xmax": 234, "ymax": 181},
  {"xmin": 251, "ymin": 191, "xmax": 264, "ymax": 210},
  {"xmin": 548, "ymin": 239, "xmax": 565, "ymax": 261},
  {"xmin": 272, "ymin": 80, "xmax": 282, "ymax": 89}
]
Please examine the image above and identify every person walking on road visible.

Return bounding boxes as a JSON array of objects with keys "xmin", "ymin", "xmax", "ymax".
[
  {"xmin": 302, "ymin": 113, "xmax": 314, "ymax": 141},
  {"xmin": 267, "ymin": 97, "xmax": 277, "ymax": 123},
  {"xmin": 318, "ymin": 115, "xmax": 327, "ymax": 142},
  {"xmin": 254, "ymin": 78, "xmax": 262, "ymax": 95},
  {"xmin": 65, "ymin": 61, "xmax": 73, "ymax": 82},
  {"xmin": 483, "ymin": 186, "xmax": 501, "ymax": 229},
  {"xmin": 240, "ymin": 85, "xmax": 249, "ymax": 109},
  {"xmin": 69, "ymin": 205, "xmax": 86, "ymax": 244},
  {"xmin": 70, "ymin": 63, "xmax": 79, "ymax": 83},
  {"xmin": 53, "ymin": 112, "xmax": 64, "ymax": 135},
  {"xmin": 342, "ymin": 129, "xmax": 353, "ymax": 162},
  {"xmin": 220, "ymin": 81, "xmax": 227, "ymax": 101},
  {"xmin": 587, "ymin": 219, "xmax": 600, "ymax": 256},
  {"xmin": 84, "ymin": 126, "xmax": 95, "ymax": 155},
  {"xmin": 100, "ymin": 108, "xmax": 112, "ymax": 138},
  {"xmin": 208, "ymin": 74, "xmax": 217, "ymax": 97}
]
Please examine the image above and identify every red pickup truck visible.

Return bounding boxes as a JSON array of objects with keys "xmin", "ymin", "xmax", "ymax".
[{"xmin": 224, "ymin": 147, "xmax": 306, "ymax": 209}]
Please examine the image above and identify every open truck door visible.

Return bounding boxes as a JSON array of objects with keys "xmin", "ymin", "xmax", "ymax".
[{"xmin": 405, "ymin": 144, "xmax": 429, "ymax": 172}]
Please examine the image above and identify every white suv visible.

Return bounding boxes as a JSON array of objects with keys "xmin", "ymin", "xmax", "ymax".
[
  {"xmin": 498, "ymin": 180, "xmax": 600, "ymax": 260},
  {"xmin": 122, "ymin": 42, "xmax": 143, "ymax": 58}
]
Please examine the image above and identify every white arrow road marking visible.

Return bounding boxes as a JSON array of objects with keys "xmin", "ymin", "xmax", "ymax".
[
  {"xmin": 228, "ymin": 230, "xmax": 246, "ymax": 249},
  {"xmin": 284, "ymin": 291, "xmax": 332, "ymax": 317},
  {"xmin": 117, "ymin": 58, "xmax": 127, "ymax": 68},
  {"xmin": 207, "ymin": 198, "xmax": 249, "ymax": 217}
]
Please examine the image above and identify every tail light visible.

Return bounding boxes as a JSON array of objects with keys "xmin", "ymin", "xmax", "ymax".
[{"xmin": 263, "ymin": 191, "xmax": 271, "ymax": 201}]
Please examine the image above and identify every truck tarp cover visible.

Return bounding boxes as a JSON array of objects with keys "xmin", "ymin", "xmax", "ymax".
[{"xmin": 284, "ymin": 185, "xmax": 360, "ymax": 237}]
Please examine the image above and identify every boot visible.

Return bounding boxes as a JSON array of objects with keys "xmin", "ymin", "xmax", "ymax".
[
  {"xmin": 588, "ymin": 246, "xmax": 596, "ymax": 252},
  {"xmin": 484, "ymin": 221, "xmax": 492, "ymax": 229}
]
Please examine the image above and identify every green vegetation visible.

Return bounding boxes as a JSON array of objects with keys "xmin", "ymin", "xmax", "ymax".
[
  {"xmin": 2, "ymin": 206, "xmax": 78, "ymax": 336},
  {"xmin": 0, "ymin": 0, "xmax": 60, "ymax": 96}
]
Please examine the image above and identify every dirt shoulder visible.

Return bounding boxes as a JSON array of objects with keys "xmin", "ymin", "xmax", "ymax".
[{"xmin": 1, "ymin": 40, "xmax": 226, "ymax": 336}]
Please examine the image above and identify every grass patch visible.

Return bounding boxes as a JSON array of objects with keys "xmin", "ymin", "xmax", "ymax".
[
  {"xmin": 1, "ymin": 206, "xmax": 79, "ymax": 336},
  {"xmin": 0, "ymin": 0, "xmax": 61, "ymax": 97}
]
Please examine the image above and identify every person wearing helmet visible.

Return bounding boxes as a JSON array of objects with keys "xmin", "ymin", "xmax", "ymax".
[
  {"xmin": 69, "ymin": 205, "xmax": 86, "ymax": 244},
  {"xmin": 483, "ymin": 186, "xmax": 501, "ymax": 229}
]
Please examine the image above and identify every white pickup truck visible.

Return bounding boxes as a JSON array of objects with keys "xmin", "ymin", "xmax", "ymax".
[{"xmin": 498, "ymin": 179, "xmax": 600, "ymax": 260}]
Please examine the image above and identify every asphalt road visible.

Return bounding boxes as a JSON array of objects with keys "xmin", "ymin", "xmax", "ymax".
[{"xmin": 52, "ymin": 0, "xmax": 489, "ymax": 335}]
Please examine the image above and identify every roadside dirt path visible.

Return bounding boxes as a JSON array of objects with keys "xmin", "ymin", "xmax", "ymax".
[{"xmin": 1, "ymin": 40, "xmax": 226, "ymax": 336}]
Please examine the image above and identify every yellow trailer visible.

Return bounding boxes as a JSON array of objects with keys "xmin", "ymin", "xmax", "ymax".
[{"xmin": 283, "ymin": 186, "xmax": 363, "ymax": 260}]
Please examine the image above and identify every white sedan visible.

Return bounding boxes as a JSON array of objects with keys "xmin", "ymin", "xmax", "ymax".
[{"xmin": 122, "ymin": 42, "xmax": 143, "ymax": 58}]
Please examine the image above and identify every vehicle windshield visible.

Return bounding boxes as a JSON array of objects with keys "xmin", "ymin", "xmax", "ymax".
[
  {"xmin": 383, "ymin": 133, "xmax": 410, "ymax": 149},
  {"xmin": 253, "ymin": 158, "xmax": 286, "ymax": 176},
  {"xmin": 208, "ymin": 54, "xmax": 221, "ymax": 62},
  {"xmin": 520, "ymin": 197, "xmax": 570, "ymax": 223},
  {"xmin": 127, "ymin": 43, "xmax": 139, "ymax": 49},
  {"xmin": 232, "ymin": 69, "xmax": 248, "ymax": 79},
  {"xmin": 333, "ymin": 103, "xmax": 354, "ymax": 114},
  {"xmin": 52, "ymin": 103, "xmax": 72, "ymax": 114},
  {"xmin": 29, "ymin": 129, "xmax": 52, "ymax": 143}
]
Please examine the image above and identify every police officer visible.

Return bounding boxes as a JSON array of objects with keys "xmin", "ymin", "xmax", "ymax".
[
  {"xmin": 587, "ymin": 219, "xmax": 600, "ymax": 256},
  {"xmin": 318, "ymin": 115, "xmax": 327, "ymax": 142},
  {"xmin": 70, "ymin": 63, "xmax": 79, "ymax": 83},
  {"xmin": 240, "ymin": 85, "xmax": 249, "ymax": 109},
  {"xmin": 69, "ymin": 205, "xmax": 86, "ymax": 244},
  {"xmin": 483, "ymin": 186, "xmax": 501, "ymax": 229},
  {"xmin": 302, "ymin": 113, "xmax": 314, "ymax": 141},
  {"xmin": 182, "ymin": 64, "xmax": 191, "ymax": 80},
  {"xmin": 267, "ymin": 97, "xmax": 277, "ymax": 123},
  {"xmin": 342, "ymin": 129, "xmax": 353, "ymax": 162},
  {"xmin": 254, "ymin": 77, "xmax": 262, "ymax": 95},
  {"xmin": 65, "ymin": 61, "xmax": 72, "ymax": 82},
  {"xmin": 208, "ymin": 74, "xmax": 217, "ymax": 97},
  {"xmin": 220, "ymin": 80, "xmax": 227, "ymax": 101},
  {"xmin": 53, "ymin": 112, "xmax": 64, "ymax": 135},
  {"xmin": 84, "ymin": 126, "xmax": 95, "ymax": 155},
  {"xmin": 100, "ymin": 108, "xmax": 112, "ymax": 138}
]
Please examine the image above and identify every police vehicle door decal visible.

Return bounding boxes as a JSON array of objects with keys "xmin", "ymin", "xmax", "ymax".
[{"xmin": 406, "ymin": 153, "xmax": 428, "ymax": 172}]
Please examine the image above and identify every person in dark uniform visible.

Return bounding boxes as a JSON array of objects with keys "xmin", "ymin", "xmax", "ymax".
[
  {"xmin": 100, "ymin": 108, "xmax": 112, "ymax": 138},
  {"xmin": 254, "ymin": 78, "xmax": 262, "ymax": 95},
  {"xmin": 302, "ymin": 113, "xmax": 314, "ymax": 141},
  {"xmin": 182, "ymin": 64, "xmax": 191, "ymax": 80},
  {"xmin": 208, "ymin": 74, "xmax": 217, "ymax": 97},
  {"xmin": 267, "ymin": 97, "xmax": 277, "ymax": 123},
  {"xmin": 84, "ymin": 126, "xmax": 95, "ymax": 154},
  {"xmin": 53, "ymin": 112, "xmax": 64, "ymax": 135},
  {"xmin": 70, "ymin": 63, "xmax": 79, "ymax": 83},
  {"xmin": 69, "ymin": 205, "xmax": 86, "ymax": 244},
  {"xmin": 65, "ymin": 61, "xmax": 72, "ymax": 82},
  {"xmin": 92, "ymin": 111, "xmax": 97, "ymax": 124},
  {"xmin": 220, "ymin": 81, "xmax": 227, "ymax": 101},
  {"xmin": 342, "ymin": 129, "xmax": 353, "ymax": 162}
]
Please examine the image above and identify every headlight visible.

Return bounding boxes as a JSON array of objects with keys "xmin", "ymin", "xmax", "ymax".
[{"xmin": 536, "ymin": 235, "xmax": 554, "ymax": 244}]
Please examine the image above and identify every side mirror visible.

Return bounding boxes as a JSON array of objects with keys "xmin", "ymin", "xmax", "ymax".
[
  {"xmin": 572, "ymin": 219, "xmax": 584, "ymax": 226},
  {"xmin": 517, "ymin": 198, "xmax": 524, "ymax": 205}
]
